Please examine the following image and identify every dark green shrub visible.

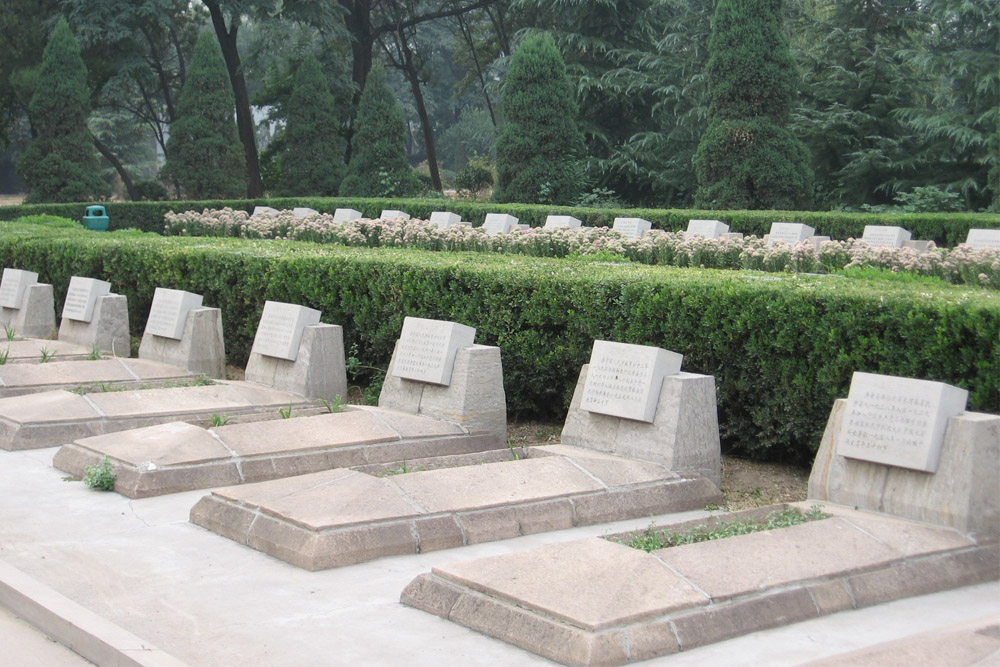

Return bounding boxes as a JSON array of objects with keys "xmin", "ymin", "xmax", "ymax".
[
  {"xmin": 134, "ymin": 180, "xmax": 168, "ymax": 201},
  {"xmin": 455, "ymin": 163, "xmax": 494, "ymax": 196}
]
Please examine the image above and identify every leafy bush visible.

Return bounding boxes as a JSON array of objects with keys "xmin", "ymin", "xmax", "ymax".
[
  {"xmin": 83, "ymin": 455, "xmax": 115, "ymax": 491},
  {"xmin": 455, "ymin": 163, "xmax": 494, "ymax": 197}
]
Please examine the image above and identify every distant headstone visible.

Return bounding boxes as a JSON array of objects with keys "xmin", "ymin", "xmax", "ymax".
[
  {"xmin": 902, "ymin": 239, "xmax": 932, "ymax": 253},
  {"xmin": 144, "ymin": 288, "xmax": 204, "ymax": 340},
  {"xmin": 861, "ymin": 225, "xmax": 911, "ymax": 248},
  {"xmin": 250, "ymin": 301, "xmax": 322, "ymax": 362},
  {"xmin": 392, "ymin": 316, "xmax": 476, "ymax": 386},
  {"xmin": 333, "ymin": 209, "xmax": 363, "ymax": 224},
  {"xmin": 429, "ymin": 211, "xmax": 461, "ymax": 229},
  {"xmin": 719, "ymin": 232, "xmax": 745, "ymax": 241},
  {"xmin": 579, "ymin": 341, "xmax": 683, "ymax": 423},
  {"xmin": 807, "ymin": 235, "xmax": 831, "ymax": 250},
  {"xmin": 292, "ymin": 207, "xmax": 318, "ymax": 219},
  {"xmin": 837, "ymin": 372, "xmax": 968, "ymax": 473},
  {"xmin": 0, "ymin": 269, "xmax": 39, "ymax": 309},
  {"xmin": 685, "ymin": 219, "xmax": 729, "ymax": 240},
  {"xmin": 252, "ymin": 206, "xmax": 279, "ymax": 217},
  {"xmin": 612, "ymin": 218, "xmax": 652, "ymax": 239},
  {"xmin": 964, "ymin": 229, "xmax": 1000, "ymax": 250},
  {"xmin": 61, "ymin": 277, "xmax": 111, "ymax": 323},
  {"xmin": 766, "ymin": 222, "xmax": 816, "ymax": 247},
  {"xmin": 543, "ymin": 215, "xmax": 582, "ymax": 229},
  {"xmin": 482, "ymin": 214, "xmax": 518, "ymax": 236},
  {"xmin": 380, "ymin": 210, "xmax": 410, "ymax": 220}
]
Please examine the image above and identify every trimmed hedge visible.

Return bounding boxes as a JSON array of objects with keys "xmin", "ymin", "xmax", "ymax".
[
  {"xmin": 1, "ymin": 217, "xmax": 997, "ymax": 464},
  {"xmin": 1, "ymin": 198, "xmax": 997, "ymax": 246}
]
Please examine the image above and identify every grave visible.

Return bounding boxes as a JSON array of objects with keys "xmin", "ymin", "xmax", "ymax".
[
  {"xmin": 380, "ymin": 210, "xmax": 410, "ymax": 220},
  {"xmin": 400, "ymin": 371, "xmax": 998, "ymax": 665},
  {"xmin": 562, "ymin": 341, "xmax": 721, "ymax": 486},
  {"xmin": 293, "ymin": 207, "xmax": 318, "ymax": 218},
  {"xmin": 333, "ymin": 208, "xmax": 362, "ymax": 223},
  {"xmin": 481, "ymin": 214, "xmax": 518, "ymax": 236},
  {"xmin": 252, "ymin": 206, "xmax": 279, "ymax": 217},
  {"xmin": 0, "ymin": 339, "xmax": 100, "ymax": 364},
  {"xmin": 684, "ymin": 219, "xmax": 729, "ymax": 240},
  {"xmin": 429, "ymin": 212, "xmax": 461, "ymax": 229},
  {"xmin": 0, "ymin": 268, "xmax": 56, "ymax": 339},
  {"xmin": 965, "ymin": 228, "xmax": 1000, "ymax": 249},
  {"xmin": 544, "ymin": 215, "xmax": 582, "ymax": 229},
  {"xmin": 612, "ymin": 218, "xmax": 652, "ymax": 239},
  {"xmin": 57, "ymin": 277, "xmax": 130, "ymax": 356},
  {"xmin": 137, "ymin": 288, "xmax": 225, "ymax": 378},
  {"xmin": 861, "ymin": 225, "xmax": 911, "ymax": 248},
  {"xmin": 766, "ymin": 222, "xmax": 815, "ymax": 247},
  {"xmin": 903, "ymin": 239, "xmax": 932, "ymax": 252}
]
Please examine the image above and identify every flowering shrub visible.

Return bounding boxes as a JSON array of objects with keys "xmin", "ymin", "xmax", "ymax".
[{"xmin": 163, "ymin": 208, "xmax": 1000, "ymax": 289}]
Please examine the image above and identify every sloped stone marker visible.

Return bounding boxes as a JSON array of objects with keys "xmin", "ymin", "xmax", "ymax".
[
  {"xmin": 401, "ymin": 503, "xmax": 998, "ymax": 666},
  {"xmin": 53, "ymin": 406, "xmax": 501, "ymax": 498},
  {"xmin": 189, "ymin": 444, "xmax": 721, "ymax": 570},
  {"xmin": 0, "ymin": 357, "xmax": 201, "ymax": 399}
]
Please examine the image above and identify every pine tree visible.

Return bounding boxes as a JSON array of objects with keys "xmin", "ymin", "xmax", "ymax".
[
  {"xmin": 164, "ymin": 31, "xmax": 245, "ymax": 200},
  {"xmin": 339, "ymin": 65, "xmax": 421, "ymax": 197},
  {"xmin": 17, "ymin": 18, "xmax": 107, "ymax": 203},
  {"xmin": 279, "ymin": 53, "xmax": 345, "ymax": 196},
  {"xmin": 693, "ymin": 0, "xmax": 812, "ymax": 210},
  {"xmin": 493, "ymin": 33, "xmax": 586, "ymax": 205}
]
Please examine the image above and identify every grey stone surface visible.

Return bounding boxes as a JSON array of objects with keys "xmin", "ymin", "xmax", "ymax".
[
  {"xmin": 58, "ymin": 294, "xmax": 130, "ymax": 357},
  {"xmin": 579, "ymin": 341, "xmax": 683, "ymax": 423},
  {"xmin": 139, "ymin": 307, "xmax": 225, "ymax": 378},
  {"xmin": 245, "ymin": 323, "xmax": 346, "ymax": 400},
  {"xmin": 809, "ymin": 398, "xmax": 1000, "ymax": 534},
  {"xmin": 482, "ymin": 214, "xmax": 517, "ymax": 236},
  {"xmin": 0, "ymin": 268, "xmax": 38, "ymax": 308},
  {"xmin": 562, "ymin": 366, "xmax": 721, "ymax": 487},
  {"xmin": 861, "ymin": 225, "xmax": 911, "ymax": 247},
  {"xmin": 685, "ymin": 219, "xmax": 728, "ymax": 239},
  {"xmin": 380, "ymin": 342, "xmax": 506, "ymax": 445},
  {"xmin": 0, "ymin": 339, "xmax": 91, "ymax": 364},
  {"xmin": 391, "ymin": 317, "xmax": 476, "ymax": 386},
  {"xmin": 766, "ymin": 222, "xmax": 815, "ymax": 247},
  {"xmin": 965, "ymin": 228, "xmax": 1000, "ymax": 249},
  {"xmin": 0, "ymin": 357, "xmax": 196, "ymax": 398},
  {"xmin": 612, "ymin": 218, "xmax": 651, "ymax": 238},
  {"xmin": 142, "ymin": 288, "xmax": 203, "ymax": 340},
  {"xmin": 543, "ymin": 215, "xmax": 582, "ymax": 229},
  {"xmin": 249, "ymin": 301, "xmax": 321, "ymax": 361},
  {"xmin": 61, "ymin": 277, "xmax": 110, "ymax": 322},
  {"xmin": 0, "ymin": 283, "xmax": 57, "ymax": 339}
]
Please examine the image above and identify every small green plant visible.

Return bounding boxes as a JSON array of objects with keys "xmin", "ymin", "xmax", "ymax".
[
  {"xmin": 320, "ymin": 395, "xmax": 344, "ymax": 414},
  {"xmin": 278, "ymin": 405, "xmax": 293, "ymax": 419},
  {"xmin": 39, "ymin": 346, "xmax": 55, "ymax": 363},
  {"xmin": 86, "ymin": 344, "xmax": 102, "ymax": 360},
  {"xmin": 211, "ymin": 413, "xmax": 232, "ymax": 427},
  {"xmin": 507, "ymin": 439, "xmax": 527, "ymax": 461},
  {"xmin": 704, "ymin": 503, "xmax": 722, "ymax": 511},
  {"xmin": 83, "ymin": 455, "xmax": 116, "ymax": 491},
  {"xmin": 193, "ymin": 373, "xmax": 213, "ymax": 386},
  {"xmin": 0, "ymin": 347, "xmax": 8, "ymax": 365},
  {"xmin": 378, "ymin": 458, "xmax": 424, "ymax": 477},
  {"xmin": 4, "ymin": 326, "xmax": 15, "ymax": 341}
]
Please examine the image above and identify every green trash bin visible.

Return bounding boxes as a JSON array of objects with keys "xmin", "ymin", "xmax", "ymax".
[{"xmin": 82, "ymin": 205, "xmax": 109, "ymax": 232}]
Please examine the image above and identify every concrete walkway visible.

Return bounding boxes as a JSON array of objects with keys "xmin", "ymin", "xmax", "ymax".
[{"xmin": 1, "ymin": 446, "xmax": 997, "ymax": 666}]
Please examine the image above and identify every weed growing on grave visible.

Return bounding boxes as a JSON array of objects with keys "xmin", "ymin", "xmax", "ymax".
[
  {"xmin": 193, "ymin": 373, "xmax": 212, "ymax": 386},
  {"xmin": 378, "ymin": 458, "xmax": 425, "ymax": 477},
  {"xmin": 39, "ymin": 346, "xmax": 55, "ymax": 363},
  {"xmin": 4, "ymin": 326, "xmax": 16, "ymax": 341},
  {"xmin": 86, "ymin": 344, "xmax": 102, "ymax": 360},
  {"xmin": 507, "ymin": 439, "xmax": 527, "ymax": 461},
  {"xmin": 83, "ymin": 455, "xmax": 116, "ymax": 491},
  {"xmin": 211, "ymin": 413, "xmax": 232, "ymax": 427},
  {"xmin": 321, "ymin": 395, "xmax": 344, "ymax": 413},
  {"xmin": 618, "ymin": 505, "xmax": 830, "ymax": 552},
  {"xmin": 278, "ymin": 405, "xmax": 293, "ymax": 419},
  {"xmin": 0, "ymin": 347, "xmax": 8, "ymax": 365}
]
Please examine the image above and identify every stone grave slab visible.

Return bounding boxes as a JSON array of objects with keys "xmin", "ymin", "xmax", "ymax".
[
  {"xmin": 143, "ymin": 288, "xmax": 203, "ymax": 340},
  {"xmin": 379, "ymin": 210, "xmax": 410, "ymax": 220},
  {"xmin": 61, "ymin": 277, "xmax": 111, "ymax": 323},
  {"xmin": 0, "ymin": 339, "xmax": 93, "ymax": 364},
  {"xmin": 138, "ymin": 306, "xmax": 226, "ymax": 378},
  {"xmin": 429, "ymin": 212, "xmax": 461, "ymax": 229},
  {"xmin": 250, "ymin": 301, "xmax": 321, "ymax": 362},
  {"xmin": 861, "ymin": 225, "xmax": 911, "ymax": 248},
  {"xmin": 401, "ymin": 502, "xmax": 997, "ymax": 666},
  {"xmin": 612, "ymin": 218, "xmax": 652, "ymax": 239},
  {"xmin": 252, "ymin": 206, "xmax": 278, "ymax": 217},
  {"xmin": 766, "ymin": 222, "xmax": 815, "ymax": 247},
  {"xmin": 578, "ymin": 341, "xmax": 682, "ymax": 423},
  {"xmin": 245, "ymin": 322, "xmax": 345, "ymax": 400},
  {"xmin": 684, "ymin": 219, "xmax": 729, "ymax": 239},
  {"xmin": 837, "ymin": 372, "xmax": 968, "ymax": 473},
  {"xmin": 189, "ymin": 445, "xmax": 721, "ymax": 570},
  {"xmin": 333, "ymin": 208, "xmax": 362, "ymax": 223},
  {"xmin": 293, "ymin": 207, "xmax": 318, "ymax": 218},
  {"xmin": 54, "ymin": 405, "xmax": 504, "ymax": 497},
  {"xmin": 0, "ymin": 282, "xmax": 57, "ymax": 341},
  {"xmin": 391, "ymin": 317, "xmax": 476, "ymax": 386},
  {"xmin": 481, "ymin": 214, "xmax": 517, "ymax": 236},
  {"xmin": 0, "ymin": 381, "xmax": 317, "ymax": 451},
  {"xmin": 0, "ymin": 357, "xmax": 200, "ymax": 399},
  {"xmin": 0, "ymin": 269, "xmax": 38, "ymax": 309},
  {"xmin": 964, "ymin": 229, "xmax": 1000, "ymax": 249},
  {"xmin": 543, "ymin": 215, "xmax": 582, "ymax": 229},
  {"xmin": 903, "ymin": 239, "xmax": 932, "ymax": 252},
  {"xmin": 57, "ymin": 293, "xmax": 130, "ymax": 357}
]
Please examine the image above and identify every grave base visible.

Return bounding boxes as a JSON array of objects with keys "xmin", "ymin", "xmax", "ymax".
[
  {"xmin": 0, "ymin": 339, "xmax": 93, "ymax": 364},
  {"xmin": 0, "ymin": 284, "xmax": 56, "ymax": 339},
  {"xmin": 561, "ymin": 368, "xmax": 721, "ymax": 487},
  {"xmin": 245, "ymin": 324, "xmax": 345, "ymax": 400},
  {"xmin": 0, "ymin": 357, "xmax": 200, "ymax": 399},
  {"xmin": 138, "ymin": 307, "xmax": 226, "ymax": 379},
  {"xmin": 57, "ymin": 294, "xmax": 130, "ymax": 357}
]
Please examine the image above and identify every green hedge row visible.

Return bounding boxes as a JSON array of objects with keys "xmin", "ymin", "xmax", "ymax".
[
  {"xmin": 1, "ymin": 198, "xmax": 997, "ymax": 246},
  {"xmin": 1, "ymin": 217, "xmax": 997, "ymax": 464}
]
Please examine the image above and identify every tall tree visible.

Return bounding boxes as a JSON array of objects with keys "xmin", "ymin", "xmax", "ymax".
[
  {"xmin": 163, "ymin": 31, "xmax": 245, "ymax": 199},
  {"xmin": 18, "ymin": 19, "xmax": 107, "ymax": 203},
  {"xmin": 339, "ymin": 65, "xmax": 422, "ymax": 196},
  {"xmin": 693, "ymin": 0, "xmax": 813, "ymax": 209},
  {"xmin": 493, "ymin": 32, "xmax": 585, "ymax": 204}
]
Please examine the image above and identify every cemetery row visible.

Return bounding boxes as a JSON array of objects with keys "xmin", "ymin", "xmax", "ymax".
[{"xmin": 162, "ymin": 208, "xmax": 1000, "ymax": 288}]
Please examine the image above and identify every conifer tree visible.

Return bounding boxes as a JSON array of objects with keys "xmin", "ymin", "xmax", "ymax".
[
  {"xmin": 339, "ymin": 65, "xmax": 421, "ymax": 197},
  {"xmin": 493, "ymin": 33, "xmax": 586, "ymax": 205},
  {"xmin": 693, "ymin": 0, "xmax": 812, "ymax": 209},
  {"xmin": 279, "ymin": 53, "xmax": 345, "ymax": 196},
  {"xmin": 18, "ymin": 19, "xmax": 107, "ymax": 203},
  {"xmin": 164, "ymin": 31, "xmax": 245, "ymax": 200}
]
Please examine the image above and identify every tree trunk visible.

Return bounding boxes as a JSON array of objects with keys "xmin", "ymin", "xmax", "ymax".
[
  {"xmin": 398, "ymin": 35, "xmax": 441, "ymax": 191},
  {"xmin": 203, "ymin": 0, "xmax": 264, "ymax": 198},
  {"xmin": 93, "ymin": 135, "xmax": 138, "ymax": 201}
]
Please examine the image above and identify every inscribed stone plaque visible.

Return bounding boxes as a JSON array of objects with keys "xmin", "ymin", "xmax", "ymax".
[
  {"xmin": 482, "ymin": 214, "xmax": 518, "ymax": 236},
  {"xmin": 837, "ymin": 372, "xmax": 968, "ymax": 473},
  {"xmin": 293, "ymin": 207, "xmax": 318, "ymax": 219},
  {"xmin": 766, "ymin": 222, "xmax": 816, "ymax": 247},
  {"xmin": 250, "ymin": 301, "xmax": 322, "ymax": 361},
  {"xmin": 393, "ymin": 316, "xmax": 476, "ymax": 385},
  {"xmin": 0, "ymin": 268, "xmax": 39, "ymax": 309},
  {"xmin": 543, "ymin": 215, "xmax": 582, "ymax": 229},
  {"xmin": 333, "ymin": 209, "xmax": 362, "ymax": 224},
  {"xmin": 429, "ymin": 211, "xmax": 461, "ymax": 229},
  {"xmin": 61, "ymin": 277, "xmax": 111, "ymax": 323},
  {"xmin": 861, "ymin": 225, "xmax": 911, "ymax": 248},
  {"xmin": 252, "ymin": 206, "xmax": 279, "ymax": 217},
  {"xmin": 380, "ymin": 210, "xmax": 410, "ymax": 220},
  {"xmin": 144, "ymin": 288, "xmax": 203, "ymax": 340},
  {"xmin": 965, "ymin": 229, "xmax": 1000, "ymax": 250},
  {"xmin": 579, "ymin": 341, "xmax": 683, "ymax": 423},
  {"xmin": 612, "ymin": 217, "xmax": 652, "ymax": 238},
  {"xmin": 684, "ymin": 219, "xmax": 729, "ymax": 240}
]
